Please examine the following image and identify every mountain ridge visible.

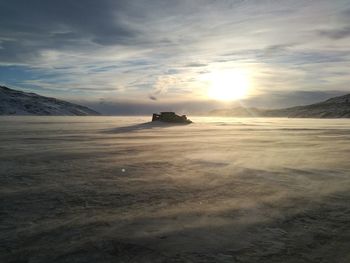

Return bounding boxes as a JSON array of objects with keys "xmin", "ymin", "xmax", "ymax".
[
  {"xmin": 209, "ymin": 93, "xmax": 350, "ymax": 118},
  {"xmin": 0, "ymin": 85, "xmax": 99, "ymax": 116}
]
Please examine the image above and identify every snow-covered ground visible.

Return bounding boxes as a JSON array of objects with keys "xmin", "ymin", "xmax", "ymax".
[{"xmin": 1, "ymin": 116, "xmax": 350, "ymax": 262}]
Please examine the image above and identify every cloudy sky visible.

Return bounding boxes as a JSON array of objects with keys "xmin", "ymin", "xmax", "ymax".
[{"xmin": 1, "ymin": 0, "xmax": 350, "ymax": 113}]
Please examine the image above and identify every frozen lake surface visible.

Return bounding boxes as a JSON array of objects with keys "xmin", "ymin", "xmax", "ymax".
[{"xmin": 1, "ymin": 116, "xmax": 350, "ymax": 262}]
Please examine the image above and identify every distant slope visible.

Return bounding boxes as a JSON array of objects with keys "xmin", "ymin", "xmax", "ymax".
[
  {"xmin": 0, "ymin": 86, "xmax": 99, "ymax": 116},
  {"xmin": 209, "ymin": 93, "xmax": 350, "ymax": 118}
]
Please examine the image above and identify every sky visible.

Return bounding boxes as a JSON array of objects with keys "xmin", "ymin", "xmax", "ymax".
[{"xmin": 1, "ymin": 0, "xmax": 350, "ymax": 114}]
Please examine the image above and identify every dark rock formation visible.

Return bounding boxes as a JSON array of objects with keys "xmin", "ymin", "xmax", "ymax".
[{"xmin": 152, "ymin": 112, "xmax": 192, "ymax": 123}]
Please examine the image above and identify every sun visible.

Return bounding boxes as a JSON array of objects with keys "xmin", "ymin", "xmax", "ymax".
[{"xmin": 207, "ymin": 69, "xmax": 250, "ymax": 101}]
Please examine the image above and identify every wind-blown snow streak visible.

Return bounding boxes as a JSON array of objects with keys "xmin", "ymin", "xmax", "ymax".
[{"xmin": 0, "ymin": 116, "xmax": 349, "ymax": 262}]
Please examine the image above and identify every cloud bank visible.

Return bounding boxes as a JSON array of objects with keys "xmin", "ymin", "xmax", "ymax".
[{"xmin": 0, "ymin": 0, "xmax": 350, "ymax": 113}]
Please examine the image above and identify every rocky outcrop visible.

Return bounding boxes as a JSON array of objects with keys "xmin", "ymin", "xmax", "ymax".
[{"xmin": 152, "ymin": 112, "xmax": 192, "ymax": 123}]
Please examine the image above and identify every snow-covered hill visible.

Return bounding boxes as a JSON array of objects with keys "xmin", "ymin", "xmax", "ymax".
[
  {"xmin": 0, "ymin": 86, "xmax": 99, "ymax": 116},
  {"xmin": 265, "ymin": 93, "xmax": 350, "ymax": 118},
  {"xmin": 209, "ymin": 93, "xmax": 350, "ymax": 118}
]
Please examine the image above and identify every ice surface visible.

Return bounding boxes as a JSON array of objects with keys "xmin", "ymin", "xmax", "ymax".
[{"xmin": 0, "ymin": 116, "xmax": 350, "ymax": 262}]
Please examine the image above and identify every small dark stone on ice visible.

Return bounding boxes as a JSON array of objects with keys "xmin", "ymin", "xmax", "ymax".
[{"xmin": 152, "ymin": 112, "xmax": 192, "ymax": 124}]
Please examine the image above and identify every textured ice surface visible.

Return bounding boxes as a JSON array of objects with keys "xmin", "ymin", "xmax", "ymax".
[{"xmin": 0, "ymin": 116, "xmax": 350, "ymax": 262}]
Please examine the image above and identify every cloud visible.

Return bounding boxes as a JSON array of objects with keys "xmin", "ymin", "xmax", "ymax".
[
  {"xmin": 185, "ymin": 63, "xmax": 208, "ymax": 68},
  {"xmin": 0, "ymin": 0, "xmax": 141, "ymax": 64},
  {"xmin": 149, "ymin": 95, "xmax": 157, "ymax": 101},
  {"xmin": 0, "ymin": 0, "xmax": 350, "ymax": 109},
  {"xmin": 317, "ymin": 6, "xmax": 350, "ymax": 40},
  {"xmin": 318, "ymin": 27, "xmax": 350, "ymax": 40}
]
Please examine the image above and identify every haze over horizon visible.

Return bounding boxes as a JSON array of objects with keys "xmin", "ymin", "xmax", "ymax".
[{"xmin": 1, "ymin": 0, "xmax": 350, "ymax": 114}]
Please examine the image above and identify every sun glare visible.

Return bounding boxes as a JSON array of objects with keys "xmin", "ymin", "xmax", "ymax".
[{"xmin": 207, "ymin": 69, "xmax": 250, "ymax": 101}]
